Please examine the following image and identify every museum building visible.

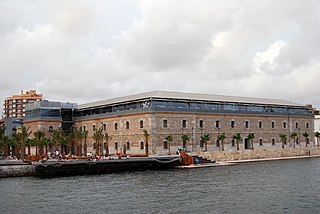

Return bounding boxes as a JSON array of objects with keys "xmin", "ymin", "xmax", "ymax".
[{"xmin": 72, "ymin": 91, "xmax": 314, "ymax": 155}]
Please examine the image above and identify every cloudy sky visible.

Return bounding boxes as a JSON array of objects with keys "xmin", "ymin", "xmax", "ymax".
[{"xmin": 1, "ymin": 0, "xmax": 320, "ymax": 115}]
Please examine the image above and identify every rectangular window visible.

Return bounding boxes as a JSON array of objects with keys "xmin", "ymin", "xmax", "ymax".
[
  {"xmin": 163, "ymin": 141, "xmax": 168, "ymax": 149},
  {"xmin": 93, "ymin": 124, "xmax": 96, "ymax": 131},
  {"xmin": 182, "ymin": 120, "xmax": 187, "ymax": 128},
  {"xmin": 126, "ymin": 142, "xmax": 130, "ymax": 150},
  {"xmin": 126, "ymin": 121, "xmax": 130, "ymax": 129},
  {"xmin": 230, "ymin": 121, "xmax": 235, "ymax": 128},
  {"xmin": 115, "ymin": 142, "xmax": 118, "ymax": 150},
  {"xmin": 215, "ymin": 120, "xmax": 220, "ymax": 128},
  {"xmin": 271, "ymin": 121, "xmax": 275, "ymax": 129},
  {"xmin": 114, "ymin": 123, "xmax": 118, "ymax": 130},
  {"xmin": 163, "ymin": 119, "xmax": 168, "ymax": 128},
  {"xmin": 283, "ymin": 121, "xmax": 287, "ymax": 129},
  {"xmin": 272, "ymin": 139, "xmax": 275, "ymax": 145},
  {"xmin": 231, "ymin": 139, "xmax": 235, "ymax": 147},
  {"xmin": 259, "ymin": 139, "xmax": 263, "ymax": 146},
  {"xmin": 103, "ymin": 123, "xmax": 106, "ymax": 131},
  {"xmin": 199, "ymin": 120, "xmax": 204, "ymax": 128},
  {"xmin": 140, "ymin": 120, "xmax": 144, "ymax": 129},
  {"xmin": 245, "ymin": 121, "xmax": 249, "ymax": 129},
  {"xmin": 140, "ymin": 141, "xmax": 144, "ymax": 150}
]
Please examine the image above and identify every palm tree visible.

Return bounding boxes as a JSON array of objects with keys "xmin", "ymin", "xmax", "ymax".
[
  {"xmin": 218, "ymin": 133, "xmax": 227, "ymax": 151},
  {"xmin": 0, "ymin": 126, "xmax": 7, "ymax": 155},
  {"xmin": 11, "ymin": 133, "xmax": 22, "ymax": 158},
  {"xmin": 143, "ymin": 130, "xmax": 150, "ymax": 156},
  {"xmin": 315, "ymin": 131, "xmax": 320, "ymax": 147},
  {"xmin": 33, "ymin": 130, "xmax": 45, "ymax": 159},
  {"xmin": 200, "ymin": 133, "xmax": 211, "ymax": 152},
  {"xmin": 165, "ymin": 134, "xmax": 173, "ymax": 155},
  {"xmin": 104, "ymin": 132, "xmax": 112, "ymax": 156},
  {"xmin": 20, "ymin": 126, "xmax": 32, "ymax": 160},
  {"xmin": 232, "ymin": 133, "xmax": 242, "ymax": 150},
  {"xmin": 279, "ymin": 133, "xmax": 287, "ymax": 149},
  {"xmin": 52, "ymin": 128, "xmax": 63, "ymax": 153},
  {"xmin": 290, "ymin": 132, "xmax": 298, "ymax": 148},
  {"xmin": 92, "ymin": 127, "xmax": 104, "ymax": 156},
  {"xmin": 83, "ymin": 129, "xmax": 88, "ymax": 156},
  {"xmin": 181, "ymin": 134, "xmax": 190, "ymax": 150},
  {"xmin": 247, "ymin": 133, "xmax": 255, "ymax": 150},
  {"xmin": 302, "ymin": 132, "xmax": 309, "ymax": 147},
  {"xmin": 75, "ymin": 127, "xmax": 84, "ymax": 156}
]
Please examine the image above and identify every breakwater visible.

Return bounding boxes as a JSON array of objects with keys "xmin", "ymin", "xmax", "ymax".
[{"xmin": 0, "ymin": 161, "xmax": 36, "ymax": 178}]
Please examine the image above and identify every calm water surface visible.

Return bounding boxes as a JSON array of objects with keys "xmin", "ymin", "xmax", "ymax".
[{"xmin": 1, "ymin": 158, "xmax": 320, "ymax": 214}]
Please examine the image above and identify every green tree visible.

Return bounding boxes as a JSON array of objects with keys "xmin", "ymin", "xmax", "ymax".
[
  {"xmin": 315, "ymin": 131, "xmax": 320, "ymax": 147},
  {"xmin": 52, "ymin": 128, "xmax": 63, "ymax": 153},
  {"xmin": 200, "ymin": 133, "xmax": 211, "ymax": 152},
  {"xmin": 33, "ymin": 130, "xmax": 45, "ymax": 158},
  {"xmin": 75, "ymin": 127, "xmax": 84, "ymax": 156},
  {"xmin": 247, "ymin": 133, "xmax": 255, "ymax": 150},
  {"xmin": 104, "ymin": 132, "xmax": 112, "ymax": 156},
  {"xmin": 165, "ymin": 134, "xmax": 173, "ymax": 155},
  {"xmin": 83, "ymin": 129, "xmax": 88, "ymax": 156},
  {"xmin": 181, "ymin": 134, "xmax": 190, "ymax": 150},
  {"xmin": 232, "ymin": 133, "xmax": 242, "ymax": 151},
  {"xmin": 92, "ymin": 127, "xmax": 104, "ymax": 156},
  {"xmin": 290, "ymin": 132, "xmax": 298, "ymax": 148},
  {"xmin": 218, "ymin": 133, "xmax": 227, "ymax": 151},
  {"xmin": 302, "ymin": 132, "xmax": 309, "ymax": 147},
  {"xmin": 20, "ymin": 126, "xmax": 32, "ymax": 159},
  {"xmin": 278, "ymin": 133, "xmax": 287, "ymax": 149},
  {"xmin": 143, "ymin": 130, "xmax": 150, "ymax": 156}
]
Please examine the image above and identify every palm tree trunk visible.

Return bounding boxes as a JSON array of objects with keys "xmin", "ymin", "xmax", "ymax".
[
  {"xmin": 236, "ymin": 140, "xmax": 239, "ymax": 150},
  {"xmin": 221, "ymin": 140, "xmax": 224, "ymax": 151}
]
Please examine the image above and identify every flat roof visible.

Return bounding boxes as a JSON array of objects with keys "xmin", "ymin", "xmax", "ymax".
[{"xmin": 78, "ymin": 91, "xmax": 305, "ymax": 110}]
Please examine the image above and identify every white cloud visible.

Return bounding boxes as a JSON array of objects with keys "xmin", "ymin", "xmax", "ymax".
[{"xmin": 1, "ymin": 0, "xmax": 320, "ymax": 115}]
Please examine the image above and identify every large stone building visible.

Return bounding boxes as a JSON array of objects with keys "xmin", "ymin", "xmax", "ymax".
[{"xmin": 73, "ymin": 91, "xmax": 314, "ymax": 156}]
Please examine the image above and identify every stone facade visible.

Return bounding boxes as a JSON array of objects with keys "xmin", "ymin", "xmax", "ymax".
[{"xmin": 75, "ymin": 111, "xmax": 314, "ymax": 156}]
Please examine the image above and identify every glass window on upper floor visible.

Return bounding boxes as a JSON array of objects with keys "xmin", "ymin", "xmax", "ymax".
[
  {"xmin": 103, "ymin": 123, "xmax": 106, "ymax": 131},
  {"xmin": 140, "ymin": 120, "xmax": 144, "ymax": 129},
  {"xmin": 295, "ymin": 121, "xmax": 299, "ymax": 129},
  {"xmin": 114, "ymin": 123, "xmax": 118, "ymax": 131},
  {"xmin": 126, "ymin": 121, "xmax": 130, "ymax": 129},
  {"xmin": 258, "ymin": 121, "xmax": 263, "ymax": 129},
  {"xmin": 271, "ymin": 121, "xmax": 275, "ymax": 129},
  {"xmin": 306, "ymin": 122, "xmax": 309, "ymax": 129},
  {"xmin": 93, "ymin": 124, "xmax": 96, "ymax": 131}
]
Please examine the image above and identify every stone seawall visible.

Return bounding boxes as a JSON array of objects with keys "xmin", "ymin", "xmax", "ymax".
[
  {"xmin": 197, "ymin": 148, "xmax": 320, "ymax": 162},
  {"xmin": 0, "ymin": 164, "xmax": 36, "ymax": 178}
]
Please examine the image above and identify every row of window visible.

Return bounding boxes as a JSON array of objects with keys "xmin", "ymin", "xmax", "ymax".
[
  {"xmin": 85, "ymin": 119, "xmax": 310, "ymax": 132},
  {"xmin": 164, "ymin": 119, "xmax": 310, "ymax": 129},
  {"xmin": 93, "ymin": 141, "xmax": 145, "ymax": 150},
  {"xmin": 90, "ymin": 120, "xmax": 145, "ymax": 131}
]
